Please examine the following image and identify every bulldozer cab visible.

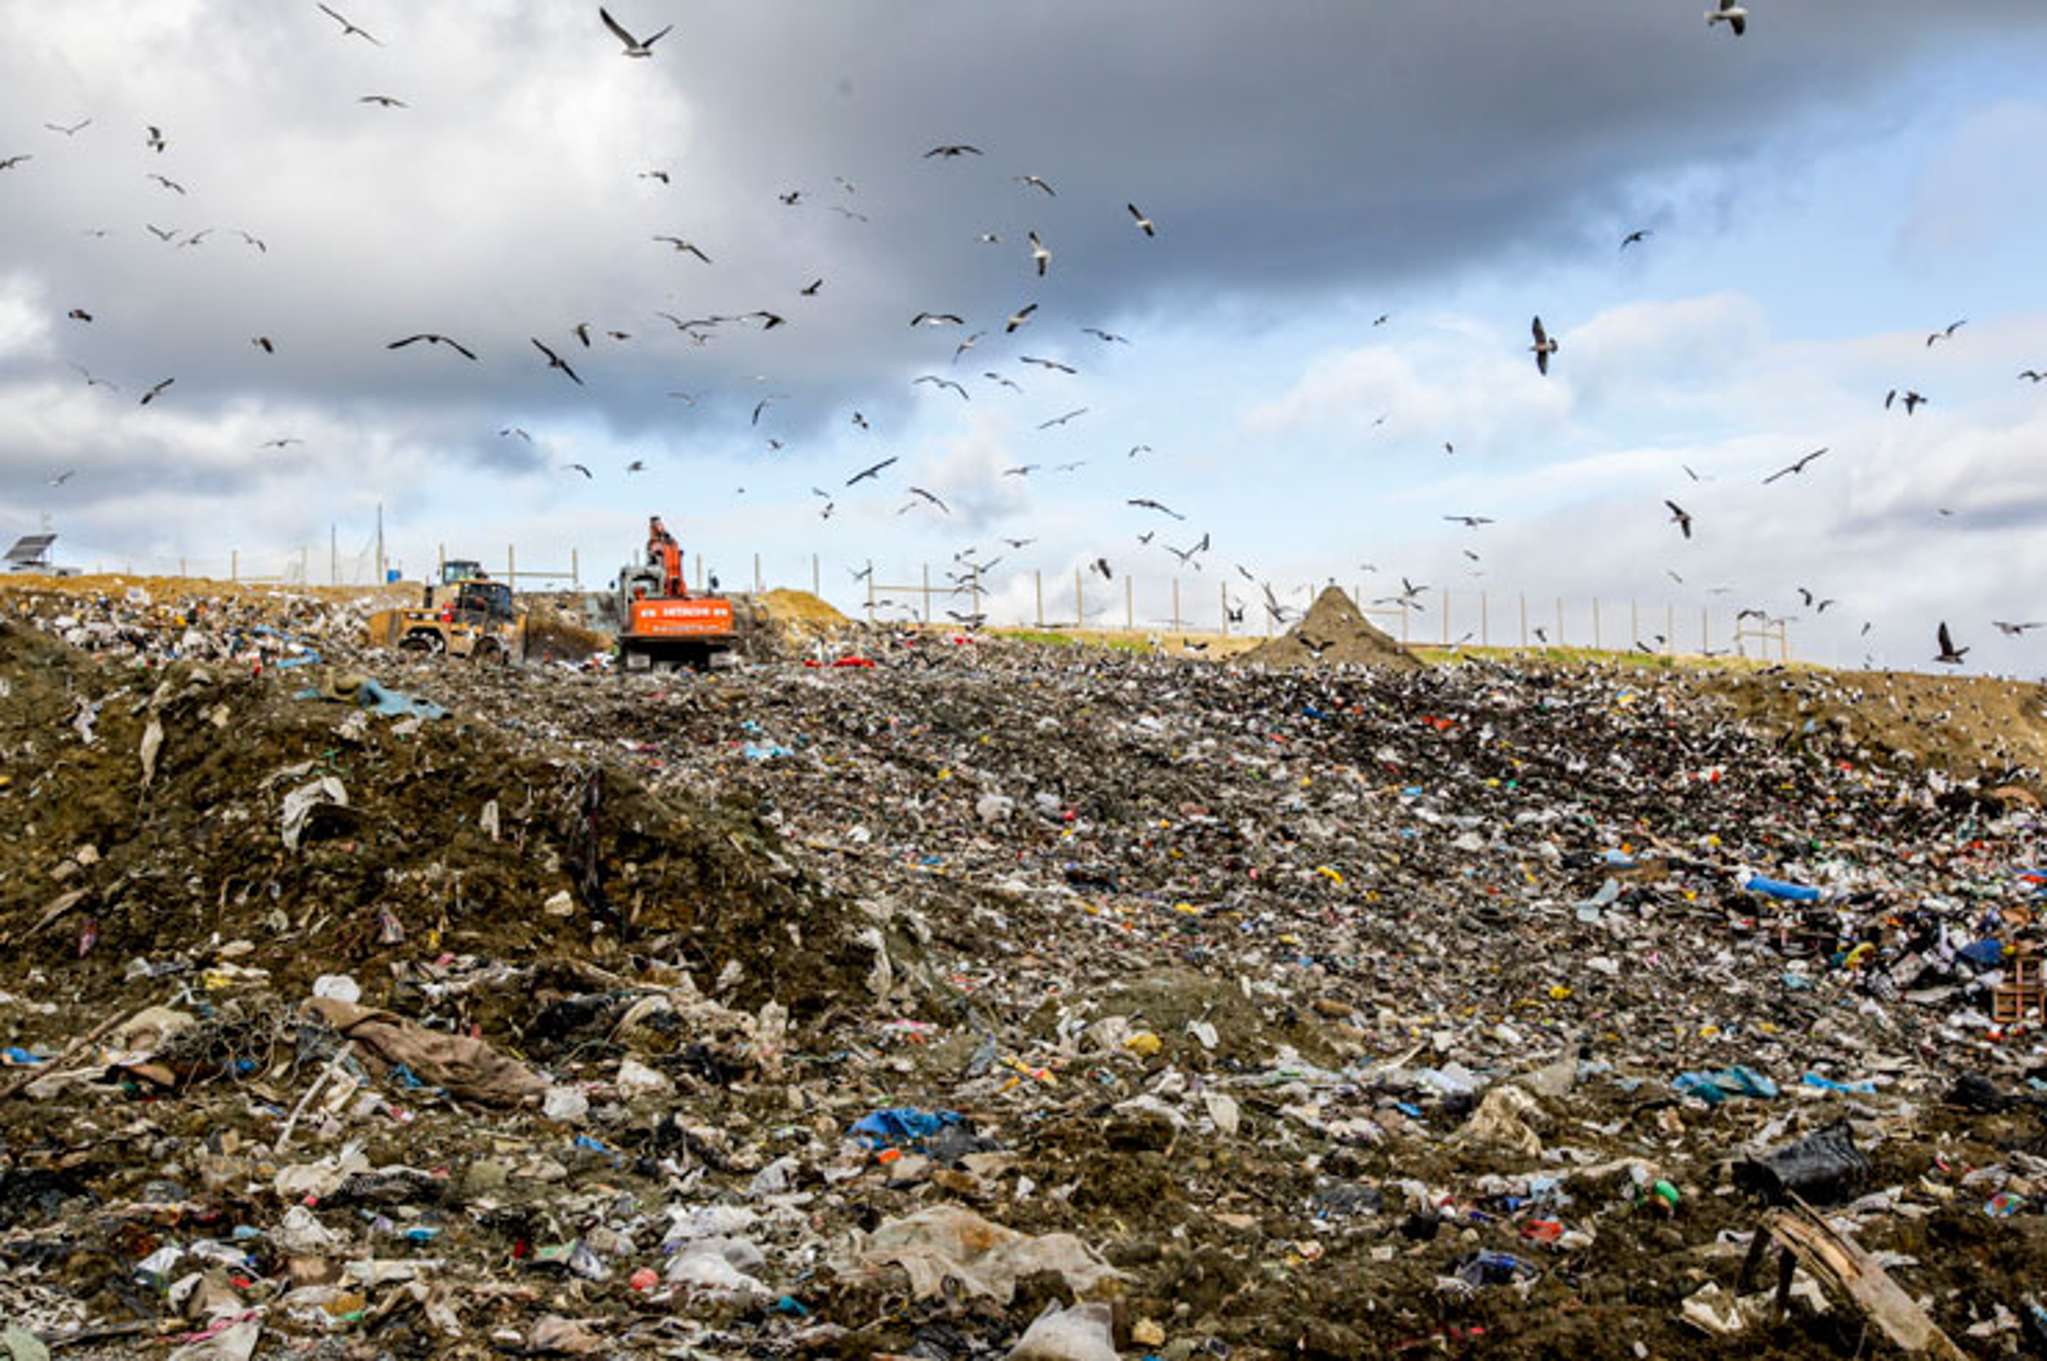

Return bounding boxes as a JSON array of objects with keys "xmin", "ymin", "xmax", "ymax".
[
  {"xmin": 441, "ymin": 559, "xmax": 485, "ymax": 586},
  {"xmin": 450, "ymin": 579, "xmax": 515, "ymax": 625}
]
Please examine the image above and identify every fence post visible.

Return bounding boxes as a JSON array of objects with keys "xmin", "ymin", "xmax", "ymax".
[
  {"xmin": 866, "ymin": 561, "xmax": 875, "ymax": 622},
  {"xmin": 1630, "ymin": 599, "xmax": 1639, "ymax": 648},
  {"xmin": 1593, "ymin": 599, "xmax": 1602, "ymax": 650},
  {"xmin": 329, "ymin": 526, "xmax": 336, "ymax": 586},
  {"xmin": 1701, "ymin": 607, "xmax": 1709, "ymax": 656},
  {"xmin": 571, "ymin": 548, "xmax": 580, "ymax": 590},
  {"xmin": 1220, "ymin": 582, "xmax": 1229, "ymax": 635},
  {"xmin": 1125, "ymin": 576, "xmax": 1133, "ymax": 630},
  {"xmin": 1518, "ymin": 593, "xmax": 1527, "ymax": 648},
  {"xmin": 753, "ymin": 553, "xmax": 762, "ymax": 594},
  {"xmin": 507, "ymin": 544, "xmax": 516, "ymax": 591},
  {"xmin": 1074, "ymin": 569, "xmax": 1083, "ymax": 628},
  {"xmin": 1555, "ymin": 597, "xmax": 1564, "ymax": 648},
  {"xmin": 1401, "ymin": 605, "xmax": 1409, "ymax": 644},
  {"xmin": 437, "ymin": 543, "xmax": 445, "ymax": 580},
  {"xmin": 231, "ymin": 550, "xmax": 239, "ymax": 583},
  {"xmin": 180, "ymin": 555, "xmax": 188, "ymax": 578},
  {"xmin": 921, "ymin": 563, "xmax": 931, "ymax": 623},
  {"xmin": 1172, "ymin": 578, "xmax": 1182, "ymax": 632},
  {"xmin": 1666, "ymin": 603, "xmax": 1675, "ymax": 655},
  {"xmin": 811, "ymin": 554, "xmax": 820, "ymax": 598},
  {"xmin": 1481, "ymin": 591, "xmax": 1489, "ymax": 647},
  {"xmin": 1035, "ymin": 571, "xmax": 1044, "ymax": 628},
  {"xmin": 1441, "ymin": 589, "xmax": 1450, "ymax": 646}
]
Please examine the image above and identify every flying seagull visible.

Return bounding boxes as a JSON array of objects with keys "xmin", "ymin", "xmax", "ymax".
[
  {"xmin": 1665, "ymin": 500, "xmax": 1693, "ymax": 539},
  {"xmin": 359, "ymin": 95, "xmax": 408, "ymax": 108},
  {"xmin": 572, "ymin": 323, "xmax": 594, "ymax": 347},
  {"xmin": 1093, "ymin": 558, "xmax": 1113, "ymax": 580},
  {"xmin": 388, "ymin": 333, "xmax": 479, "ymax": 361},
  {"xmin": 1038, "ymin": 408, "xmax": 1089, "ymax": 429},
  {"xmin": 1934, "ymin": 621, "xmax": 1968, "ymax": 665},
  {"xmin": 145, "ymin": 224, "xmax": 177, "ymax": 242},
  {"xmin": 1761, "ymin": 447, "xmax": 1827, "ymax": 484},
  {"xmin": 1886, "ymin": 388, "xmax": 1927, "ymax": 414},
  {"xmin": 1006, "ymin": 303, "xmax": 1038, "ymax": 334},
  {"xmin": 914, "ymin": 375, "xmax": 970, "ymax": 400},
  {"xmin": 1621, "ymin": 229, "xmax": 1652, "ymax": 250},
  {"xmin": 984, "ymin": 372, "xmax": 1023, "ymax": 392},
  {"xmin": 48, "ymin": 469, "xmax": 75, "ymax": 486},
  {"xmin": 2020, "ymin": 370, "xmax": 2045, "ymax": 383},
  {"xmin": 751, "ymin": 395, "xmax": 785, "ymax": 424},
  {"xmin": 139, "ymin": 378, "xmax": 175, "ymax": 406},
  {"xmin": 259, "ymin": 438, "xmax": 304, "ymax": 450},
  {"xmin": 779, "ymin": 190, "xmax": 801, "ymax": 206},
  {"xmin": 68, "ymin": 364, "xmax": 116, "ymax": 390},
  {"xmin": 1020, "ymin": 356, "xmax": 1077, "ymax": 374},
  {"xmin": 317, "ymin": 4, "xmax": 382, "ymax": 43},
  {"xmin": 1081, "ymin": 328, "xmax": 1130, "ymax": 344},
  {"xmin": 1682, "ymin": 463, "xmax": 1710, "ymax": 482},
  {"xmin": 626, "ymin": 460, "xmax": 646, "ymax": 473},
  {"xmin": 145, "ymin": 125, "xmax": 167, "ymax": 153},
  {"xmin": 1129, "ymin": 444, "xmax": 1152, "ymax": 458},
  {"xmin": 652, "ymin": 236, "xmax": 712, "ymax": 263},
  {"xmin": 1129, "ymin": 498, "xmax": 1186, "ymax": 521},
  {"xmin": 639, "ymin": 170, "xmax": 670, "ymax": 184},
  {"xmin": 44, "ymin": 118, "xmax": 91, "ymax": 136},
  {"xmin": 252, "ymin": 336, "xmax": 275, "ymax": 353},
  {"xmin": 500, "ymin": 428, "xmax": 532, "ymax": 442},
  {"xmin": 66, "ymin": 309, "xmax": 92, "ymax": 322},
  {"xmin": 532, "ymin": 338, "xmax": 584, "ymax": 385},
  {"xmin": 1015, "ymin": 174, "xmax": 1056, "ymax": 196},
  {"xmin": 1443, "ymin": 515, "xmax": 1494, "ymax": 527},
  {"xmin": 924, "ymin": 144, "xmax": 982, "ymax": 158},
  {"xmin": 911, "ymin": 312, "xmax": 964, "ymax": 327},
  {"xmin": 1706, "ymin": 0, "xmax": 1748, "ymax": 36},
  {"xmin": 148, "ymin": 173, "xmax": 187, "ymax": 194},
  {"xmin": 600, "ymin": 7, "xmax": 672, "ymax": 57},
  {"xmin": 1925, "ymin": 319, "xmax": 1966, "ymax": 347},
  {"xmin": 952, "ymin": 330, "xmax": 985, "ymax": 364},
  {"xmin": 1530, "ymin": 316, "xmax": 1559, "ymax": 376},
  {"xmin": 906, "ymin": 486, "xmax": 950, "ymax": 514},
  {"xmin": 564, "ymin": 463, "xmax": 593, "ymax": 479},
  {"xmin": 1994, "ymin": 620, "xmax": 2045, "ymax": 636},
  {"xmin": 1028, "ymin": 231, "xmax": 1052, "ymax": 277},
  {"xmin": 1128, "ymin": 203, "xmax": 1156, "ymax": 237},
  {"xmin": 846, "ymin": 456, "xmax": 898, "ymax": 486},
  {"xmin": 236, "ymin": 230, "xmax": 267, "ymax": 252}
]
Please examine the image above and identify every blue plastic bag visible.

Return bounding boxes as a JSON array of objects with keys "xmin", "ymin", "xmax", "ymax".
[
  {"xmin": 1673, "ymin": 1065, "xmax": 1779, "ymax": 1105},
  {"xmin": 849, "ymin": 1107, "xmax": 964, "ymax": 1149}
]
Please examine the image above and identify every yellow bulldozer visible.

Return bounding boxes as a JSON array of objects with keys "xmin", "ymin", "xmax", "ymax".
[{"xmin": 366, "ymin": 560, "xmax": 524, "ymax": 662}]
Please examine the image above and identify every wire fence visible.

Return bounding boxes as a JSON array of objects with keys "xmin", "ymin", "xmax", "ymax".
[{"xmin": 10, "ymin": 542, "xmax": 1794, "ymax": 661}]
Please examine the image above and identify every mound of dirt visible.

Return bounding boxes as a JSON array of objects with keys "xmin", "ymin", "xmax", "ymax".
[
  {"xmin": 520, "ymin": 597, "xmax": 610, "ymax": 664},
  {"xmin": 0, "ymin": 618, "xmax": 867, "ymax": 1020},
  {"xmin": 1239, "ymin": 585, "xmax": 1419, "ymax": 670}
]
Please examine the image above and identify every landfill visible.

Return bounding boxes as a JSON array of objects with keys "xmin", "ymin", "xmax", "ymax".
[{"xmin": 2, "ymin": 573, "xmax": 2047, "ymax": 1358}]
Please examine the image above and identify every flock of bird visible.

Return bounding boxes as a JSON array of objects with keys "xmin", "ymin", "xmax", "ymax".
[{"xmin": 9, "ymin": 4, "xmax": 2040, "ymax": 666}]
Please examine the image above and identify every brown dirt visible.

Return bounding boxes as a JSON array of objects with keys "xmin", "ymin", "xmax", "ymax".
[{"xmin": 1239, "ymin": 585, "xmax": 1421, "ymax": 670}]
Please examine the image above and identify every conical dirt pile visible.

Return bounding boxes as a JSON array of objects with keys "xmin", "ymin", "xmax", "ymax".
[{"xmin": 1240, "ymin": 585, "xmax": 1419, "ymax": 669}]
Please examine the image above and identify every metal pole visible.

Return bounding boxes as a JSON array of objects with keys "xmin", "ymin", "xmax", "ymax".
[
  {"xmin": 1074, "ymin": 569, "xmax": 1083, "ymax": 628},
  {"xmin": 922, "ymin": 563, "xmax": 931, "ymax": 623},
  {"xmin": 180, "ymin": 555, "xmax": 187, "ymax": 578},
  {"xmin": 1481, "ymin": 591, "xmax": 1489, "ymax": 648},
  {"xmin": 1172, "ymin": 578, "xmax": 1181, "ymax": 632},
  {"xmin": 1035, "ymin": 570, "xmax": 1044, "ymax": 628},
  {"xmin": 298, "ymin": 547, "xmax": 307, "ymax": 583},
  {"xmin": 1630, "ymin": 599, "xmax": 1639, "ymax": 648},
  {"xmin": 231, "ymin": 549, "xmax": 238, "ymax": 583},
  {"xmin": 1125, "ymin": 575, "xmax": 1133, "ymax": 630},
  {"xmin": 507, "ymin": 544, "xmax": 515, "ymax": 589},
  {"xmin": 1556, "ymin": 597, "xmax": 1564, "ymax": 649},
  {"xmin": 438, "ymin": 543, "xmax": 445, "ymax": 581},
  {"xmin": 1702, "ymin": 607, "xmax": 1709, "ymax": 656},
  {"xmin": 811, "ymin": 554, "xmax": 820, "ymax": 598},
  {"xmin": 1220, "ymin": 581, "xmax": 1229, "ymax": 636},
  {"xmin": 330, "ymin": 524, "xmax": 337, "ymax": 586},
  {"xmin": 754, "ymin": 552, "xmax": 762, "ymax": 594},
  {"xmin": 376, "ymin": 503, "xmax": 385, "ymax": 585},
  {"xmin": 866, "ymin": 561, "xmax": 875, "ymax": 623},
  {"xmin": 1666, "ymin": 603, "xmax": 1675, "ymax": 655},
  {"xmin": 571, "ymin": 548, "xmax": 579, "ymax": 590},
  {"xmin": 695, "ymin": 554, "xmax": 704, "ymax": 593},
  {"xmin": 972, "ymin": 567, "xmax": 983, "ymax": 624},
  {"xmin": 1593, "ymin": 599, "xmax": 1602, "ymax": 650},
  {"xmin": 1518, "ymin": 593, "xmax": 1527, "ymax": 648},
  {"xmin": 1441, "ymin": 589, "xmax": 1450, "ymax": 646}
]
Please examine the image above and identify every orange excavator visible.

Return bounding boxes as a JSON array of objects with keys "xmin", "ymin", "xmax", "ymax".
[{"xmin": 613, "ymin": 515, "xmax": 739, "ymax": 670}]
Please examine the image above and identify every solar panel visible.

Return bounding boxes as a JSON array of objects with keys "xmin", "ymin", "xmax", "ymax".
[{"xmin": 3, "ymin": 534, "xmax": 56, "ymax": 565}]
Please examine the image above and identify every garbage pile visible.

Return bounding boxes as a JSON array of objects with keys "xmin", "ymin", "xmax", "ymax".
[
  {"xmin": 1, "ymin": 585, "xmax": 2046, "ymax": 1358},
  {"xmin": 1240, "ymin": 584, "xmax": 1418, "ymax": 670}
]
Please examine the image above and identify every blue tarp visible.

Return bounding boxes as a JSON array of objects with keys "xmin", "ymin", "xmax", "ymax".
[
  {"xmin": 1672, "ymin": 1065, "xmax": 1780, "ymax": 1105},
  {"xmin": 849, "ymin": 1107, "xmax": 965, "ymax": 1150},
  {"xmin": 296, "ymin": 675, "xmax": 448, "ymax": 720}
]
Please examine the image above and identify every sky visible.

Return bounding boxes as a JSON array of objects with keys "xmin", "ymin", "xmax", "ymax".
[{"xmin": 4, "ymin": 0, "xmax": 2047, "ymax": 672}]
